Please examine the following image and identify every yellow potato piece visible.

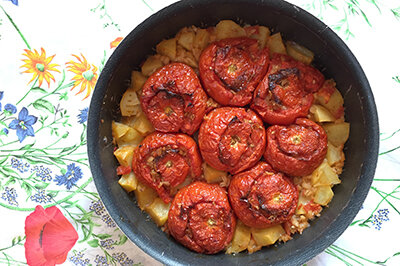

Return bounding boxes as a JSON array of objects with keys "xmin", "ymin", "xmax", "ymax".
[
  {"xmin": 309, "ymin": 105, "xmax": 335, "ymax": 123},
  {"xmin": 118, "ymin": 127, "xmax": 143, "ymax": 147},
  {"xmin": 118, "ymin": 172, "xmax": 138, "ymax": 192},
  {"xmin": 145, "ymin": 197, "xmax": 171, "ymax": 226},
  {"xmin": 156, "ymin": 38, "xmax": 177, "ymax": 60},
  {"xmin": 135, "ymin": 182, "xmax": 158, "ymax": 211},
  {"xmin": 314, "ymin": 185, "xmax": 334, "ymax": 206},
  {"xmin": 251, "ymin": 224, "xmax": 285, "ymax": 247},
  {"xmin": 215, "ymin": 20, "xmax": 246, "ymax": 40},
  {"xmin": 286, "ymin": 40, "xmax": 314, "ymax": 65},
  {"xmin": 133, "ymin": 113, "xmax": 154, "ymax": 136},
  {"xmin": 296, "ymin": 192, "xmax": 311, "ymax": 215},
  {"xmin": 141, "ymin": 55, "xmax": 164, "ymax": 76},
  {"xmin": 177, "ymin": 30, "xmax": 195, "ymax": 51},
  {"xmin": 203, "ymin": 163, "xmax": 228, "ymax": 184},
  {"xmin": 120, "ymin": 90, "xmax": 140, "ymax": 117},
  {"xmin": 267, "ymin": 33, "xmax": 287, "ymax": 56},
  {"xmin": 326, "ymin": 142, "xmax": 343, "ymax": 166},
  {"xmin": 311, "ymin": 160, "xmax": 341, "ymax": 186},
  {"xmin": 193, "ymin": 28, "xmax": 210, "ymax": 59},
  {"xmin": 226, "ymin": 221, "xmax": 251, "ymax": 254},
  {"xmin": 247, "ymin": 237, "xmax": 262, "ymax": 254},
  {"xmin": 315, "ymin": 80, "xmax": 345, "ymax": 119},
  {"xmin": 112, "ymin": 121, "xmax": 130, "ymax": 140},
  {"xmin": 131, "ymin": 71, "xmax": 147, "ymax": 92},
  {"xmin": 113, "ymin": 145, "xmax": 136, "ymax": 167},
  {"xmin": 322, "ymin": 122, "xmax": 350, "ymax": 147}
]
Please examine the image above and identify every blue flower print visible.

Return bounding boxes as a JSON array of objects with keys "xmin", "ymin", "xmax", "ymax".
[
  {"xmin": 77, "ymin": 107, "xmax": 88, "ymax": 124},
  {"xmin": 2, "ymin": 128, "xmax": 9, "ymax": 135},
  {"xmin": 8, "ymin": 107, "xmax": 37, "ymax": 142},
  {"xmin": 372, "ymin": 208, "xmax": 389, "ymax": 230},
  {"xmin": 0, "ymin": 91, "xmax": 3, "ymax": 111},
  {"xmin": 6, "ymin": 0, "xmax": 18, "ymax": 6},
  {"xmin": 1, "ymin": 187, "xmax": 18, "ymax": 206},
  {"xmin": 54, "ymin": 163, "xmax": 83, "ymax": 189},
  {"xmin": 4, "ymin": 103, "xmax": 17, "ymax": 114}
]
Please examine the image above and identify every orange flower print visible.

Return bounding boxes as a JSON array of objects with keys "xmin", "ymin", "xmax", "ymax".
[
  {"xmin": 110, "ymin": 37, "xmax": 123, "ymax": 48},
  {"xmin": 20, "ymin": 48, "xmax": 60, "ymax": 87},
  {"xmin": 66, "ymin": 54, "xmax": 98, "ymax": 100}
]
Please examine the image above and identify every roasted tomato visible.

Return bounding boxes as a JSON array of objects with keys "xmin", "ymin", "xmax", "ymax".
[
  {"xmin": 168, "ymin": 181, "xmax": 236, "ymax": 254},
  {"xmin": 251, "ymin": 54, "xmax": 324, "ymax": 125},
  {"xmin": 264, "ymin": 118, "xmax": 328, "ymax": 177},
  {"xmin": 228, "ymin": 162, "xmax": 298, "ymax": 228},
  {"xmin": 141, "ymin": 63, "xmax": 208, "ymax": 135},
  {"xmin": 199, "ymin": 37, "xmax": 269, "ymax": 106},
  {"xmin": 132, "ymin": 132, "xmax": 202, "ymax": 203},
  {"xmin": 198, "ymin": 107, "xmax": 266, "ymax": 174}
]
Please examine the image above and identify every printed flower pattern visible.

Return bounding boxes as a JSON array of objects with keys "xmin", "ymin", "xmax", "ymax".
[
  {"xmin": 24, "ymin": 205, "xmax": 78, "ymax": 265},
  {"xmin": 8, "ymin": 107, "xmax": 37, "ymax": 142},
  {"xmin": 66, "ymin": 54, "xmax": 98, "ymax": 100},
  {"xmin": 54, "ymin": 163, "xmax": 83, "ymax": 189},
  {"xmin": 20, "ymin": 48, "xmax": 60, "ymax": 88}
]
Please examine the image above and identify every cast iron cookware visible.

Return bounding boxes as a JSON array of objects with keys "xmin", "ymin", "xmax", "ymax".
[{"xmin": 87, "ymin": 0, "xmax": 379, "ymax": 265}]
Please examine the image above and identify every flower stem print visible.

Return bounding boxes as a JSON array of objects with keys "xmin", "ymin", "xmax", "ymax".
[
  {"xmin": 91, "ymin": 0, "xmax": 120, "ymax": 31},
  {"xmin": 391, "ymin": 7, "xmax": 400, "ymax": 20},
  {"xmin": 393, "ymin": 75, "xmax": 400, "ymax": 84},
  {"xmin": 0, "ymin": 4, "xmax": 30, "ymax": 49},
  {"xmin": 326, "ymin": 244, "xmax": 400, "ymax": 265},
  {"xmin": 141, "ymin": 0, "xmax": 154, "ymax": 11}
]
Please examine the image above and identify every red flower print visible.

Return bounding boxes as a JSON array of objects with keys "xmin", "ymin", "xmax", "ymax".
[
  {"xmin": 110, "ymin": 37, "xmax": 123, "ymax": 48},
  {"xmin": 24, "ymin": 205, "xmax": 78, "ymax": 266}
]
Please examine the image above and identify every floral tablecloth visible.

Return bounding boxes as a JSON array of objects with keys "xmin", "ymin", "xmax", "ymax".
[{"xmin": 0, "ymin": 0, "xmax": 399, "ymax": 265}]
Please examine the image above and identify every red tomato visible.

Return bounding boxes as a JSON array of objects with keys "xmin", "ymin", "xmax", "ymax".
[
  {"xmin": 141, "ymin": 63, "xmax": 208, "ymax": 135},
  {"xmin": 132, "ymin": 132, "xmax": 203, "ymax": 203},
  {"xmin": 228, "ymin": 162, "xmax": 298, "ymax": 228},
  {"xmin": 168, "ymin": 181, "xmax": 236, "ymax": 254},
  {"xmin": 264, "ymin": 118, "xmax": 328, "ymax": 176},
  {"xmin": 199, "ymin": 37, "xmax": 269, "ymax": 106},
  {"xmin": 198, "ymin": 107, "xmax": 266, "ymax": 174},
  {"xmin": 116, "ymin": 165, "xmax": 131, "ymax": 175},
  {"xmin": 251, "ymin": 54, "xmax": 324, "ymax": 125}
]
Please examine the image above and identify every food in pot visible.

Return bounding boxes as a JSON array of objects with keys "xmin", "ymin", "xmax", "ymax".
[{"xmin": 111, "ymin": 19, "xmax": 349, "ymax": 255}]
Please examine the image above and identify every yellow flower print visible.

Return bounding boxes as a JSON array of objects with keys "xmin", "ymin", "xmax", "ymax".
[
  {"xmin": 20, "ymin": 48, "xmax": 60, "ymax": 87},
  {"xmin": 66, "ymin": 54, "xmax": 98, "ymax": 100}
]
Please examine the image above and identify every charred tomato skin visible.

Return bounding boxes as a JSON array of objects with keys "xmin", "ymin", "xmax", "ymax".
[
  {"xmin": 264, "ymin": 118, "xmax": 328, "ymax": 177},
  {"xmin": 198, "ymin": 107, "xmax": 266, "ymax": 174},
  {"xmin": 132, "ymin": 132, "xmax": 202, "ymax": 203},
  {"xmin": 168, "ymin": 181, "xmax": 236, "ymax": 254},
  {"xmin": 228, "ymin": 162, "xmax": 298, "ymax": 228},
  {"xmin": 199, "ymin": 37, "xmax": 269, "ymax": 107},
  {"xmin": 141, "ymin": 62, "xmax": 208, "ymax": 135},
  {"xmin": 251, "ymin": 54, "xmax": 324, "ymax": 125}
]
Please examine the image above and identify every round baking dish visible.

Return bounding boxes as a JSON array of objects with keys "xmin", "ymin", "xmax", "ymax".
[{"xmin": 87, "ymin": 0, "xmax": 379, "ymax": 265}]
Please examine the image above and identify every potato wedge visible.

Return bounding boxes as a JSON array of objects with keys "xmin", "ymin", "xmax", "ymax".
[
  {"xmin": 131, "ymin": 71, "xmax": 147, "ymax": 92},
  {"xmin": 135, "ymin": 181, "xmax": 158, "ymax": 210},
  {"xmin": 118, "ymin": 127, "xmax": 143, "ymax": 147},
  {"xmin": 145, "ymin": 197, "xmax": 170, "ymax": 226},
  {"xmin": 133, "ymin": 113, "xmax": 154, "ymax": 136},
  {"xmin": 156, "ymin": 38, "xmax": 177, "ymax": 60},
  {"xmin": 326, "ymin": 141, "xmax": 343, "ymax": 166},
  {"xmin": 112, "ymin": 121, "xmax": 130, "ymax": 140},
  {"xmin": 247, "ymin": 237, "xmax": 262, "ymax": 254},
  {"xmin": 267, "ymin": 32, "xmax": 287, "ymax": 56},
  {"xmin": 251, "ymin": 224, "xmax": 285, "ymax": 247},
  {"xmin": 286, "ymin": 41, "xmax": 314, "ymax": 65},
  {"xmin": 313, "ymin": 185, "xmax": 334, "ymax": 206},
  {"xmin": 215, "ymin": 20, "xmax": 246, "ymax": 40},
  {"xmin": 177, "ymin": 29, "xmax": 195, "ymax": 51},
  {"xmin": 226, "ymin": 221, "xmax": 251, "ymax": 254},
  {"xmin": 120, "ymin": 90, "xmax": 141, "ymax": 117},
  {"xmin": 118, "ymin": 172, "xmax": 138, "ymax": 192},
  {"xmin": 322, "ymin": 122, "xmax": 350, "ymax": 147},
  {"xmin": 309, "ymin": 104, "xmax": 335, "ymax": 123},
  {"xmin": 141, "ymin": 55, "xmax": 164, "ymax": 76},
  {"xmin": 311, "ymin": 160, "xmax": 341, "ymax": 186},
  {"xmin": 113, "ymin": 145, "xmax": 136, "ymax": 167}
]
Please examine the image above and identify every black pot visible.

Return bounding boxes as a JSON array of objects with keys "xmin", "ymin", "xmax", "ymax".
[{"xmin": 87, "ymin": 0, "xmax": 379, "ymax": 265}]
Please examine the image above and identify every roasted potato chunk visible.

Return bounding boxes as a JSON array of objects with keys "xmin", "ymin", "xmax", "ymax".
[
  {"xmin": 251, "ymin": 224, "xmax": 285, "ymax": 247},
  {"xmin": 215, "ymin": 20, "xmax": 246, "ymax": 40},
  {"xmin": 113, "ymin": 145, "xmax": 136, "ymax": 167},
  {"xmin": 135, "ymin": 181, "xmax": 158, "ymax": 210},
  {"xmin": 310, "ymin": 104, "xmax": 335, "ymax": 122},
  {"xmin": 313, "ymin": 185, "xmax": 334, "ymax": 206},
  {"xmin": 131, "ymin": 71, "xmax": 147, "ymax": 92},
  {"xmin": 226, "ymin": 221, "xmax": 251, "ymax": 254},
  {"xmin": 286, "ymin": 41, "xmax": 314, "ymax": 64},
  {"xmin": 145, "ymin": 197, "xmax": 171, "ymax": 226},
  {"xmin": 203, "ymin": 163, "xmax": 228, "ymax": 184},
  {"xmin": 118, "ymin": 172, "xmax": 138, "ymax": 192},
  {"xmin": 133, "ymin": 113, "xmax": 154, "ymax": 136},
  {"xmin": 120, "ymin": 90, "xmax": 141, "ymax": 117},
  {"xmin": 322, "ymin": 122, "xmax": 350, "ymax": 147},
  {"xmin": 141, "ymin": 55, "xmax": 164, "ymax": 76},
  {"xmin": 267, "ymin": 32, "xmax": 287, "ymax": 56}
]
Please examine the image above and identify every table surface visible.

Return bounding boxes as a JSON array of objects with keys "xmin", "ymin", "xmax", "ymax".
[{"xmin": 1, "ymin": 0, "xmax": 399, "ymax": 265}]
